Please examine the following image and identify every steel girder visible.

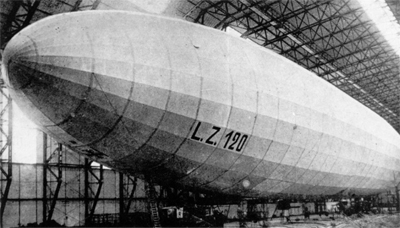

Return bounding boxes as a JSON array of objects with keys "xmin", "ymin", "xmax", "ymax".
[
  {"xmin": 0, "ymin": 90, "xmax": 12, "ymax": 227},
  {"xmin": 119, "ymin": 173, "xmax": 137, "ymax": 225},
  {"xmin": 84, "ymin": 159, "xmax": 104, "ymax": 226},
  {"xmin": 0, "ymin": 0, "xmax": 101, "ymax": 49},
  {"xmin": 386, "ymin": 0, "xmax": 400, "ymax": 24},
  {"xmin": 42, "ymin": 136, "xmax": 63, "ymax": 223}
]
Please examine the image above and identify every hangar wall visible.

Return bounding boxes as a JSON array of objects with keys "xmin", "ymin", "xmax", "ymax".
[{"xmin": 1, "ymin": 139, "xmax": 149, "ymax": 227}]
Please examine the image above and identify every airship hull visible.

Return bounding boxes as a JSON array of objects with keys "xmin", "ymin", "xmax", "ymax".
[{"xmin": 3, "ymin": 11, "xmax": 400, "ymax": 197}]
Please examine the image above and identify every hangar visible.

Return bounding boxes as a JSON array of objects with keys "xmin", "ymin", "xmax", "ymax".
[{"xmin": 1, "ymin": 0, "xmax": 399, "ymax": 227}]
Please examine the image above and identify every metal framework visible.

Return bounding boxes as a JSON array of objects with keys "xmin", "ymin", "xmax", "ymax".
[
  {"xmin": 184, "ymin": 0, "xmax": 400, "ymax": 133},
  {"xmin": 0, "ymin": 84, "xmax": 12, "ymax": 227},
  {"xmin": 0, "ymin": 1, "xmax": 399, "ymax": 224},
  {"xmin": 84, "ymin": 158, "xmax": 103, "ymax": 225},
  {"xmin": 119, "ymin": 173, "xmax": 137, "ymax": 225},
  {"xmin": 0, "ymin": 0, "xmax": 101, "ymax": 49},
  {"xmin": 386, "ymin": 0, "xmax": 400, "ymax": 24},
  {"xmin": 42, "ymin": 134, "xmax": 63, "ymax": 223}
]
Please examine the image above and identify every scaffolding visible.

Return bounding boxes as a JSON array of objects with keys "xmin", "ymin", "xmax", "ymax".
[{"xmin": 0, "ymin": 79, "xmax": 12, "ymax": 228}]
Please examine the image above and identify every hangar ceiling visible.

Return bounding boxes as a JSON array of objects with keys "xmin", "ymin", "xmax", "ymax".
[
  {"xmin": 0, "ymin": 0, "xmax": 399, "ymax": 133},
  {"xmin": 386, "ymin": 0, "xmax": 400, "ymax": 24}
]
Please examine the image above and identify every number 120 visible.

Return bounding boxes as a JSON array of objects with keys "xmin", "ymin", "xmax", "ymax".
[{"xmin": 223, "ymin": 131, "xmax": 248, "ymax": 152}]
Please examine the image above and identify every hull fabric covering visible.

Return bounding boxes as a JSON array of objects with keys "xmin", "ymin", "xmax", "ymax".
[{"xmin": 2, "ymin": 11, "xmax": 400, "ymax": 197}]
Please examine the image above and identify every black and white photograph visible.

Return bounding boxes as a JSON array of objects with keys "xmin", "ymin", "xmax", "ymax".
[{"xmin": 0, "ymin": 0, "xmax": 400, "ymax": 227}]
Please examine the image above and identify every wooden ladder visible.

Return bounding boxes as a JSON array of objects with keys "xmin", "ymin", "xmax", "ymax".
[{"xmin": 145, "ymin": 180, "xmax": 161, "ymax": 227}]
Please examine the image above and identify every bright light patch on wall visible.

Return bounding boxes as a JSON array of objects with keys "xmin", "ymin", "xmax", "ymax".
[
  {"xmin": 226, "ymin": 27, "xmax": 254, "ymax": 44},
  {"xmin": 226, "ymin": 27, "xmax": 242, "ymax": 37},
  {"xmin": 357, "ymin": 0, "xmax": 400, "ymax": 56},
  {"xmin": 13, "ymin": 102, "xmax": 37, "ymax": 163}
]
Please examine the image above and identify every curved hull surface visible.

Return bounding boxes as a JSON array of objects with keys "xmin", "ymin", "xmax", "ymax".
[{"xmin": 2, "ymin": 11, "xmax": 400, "ymax": 197}]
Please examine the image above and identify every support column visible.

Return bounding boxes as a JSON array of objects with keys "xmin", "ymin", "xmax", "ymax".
[
  {"xmin": 0, "ymin": 93, "xmax": 12, "ymax": 227},
  {"xmin": 84, "ymin": 159, "xmax": 103, "ymax": 226},
  {"xmin": 43, "ymin": 139, "xmax": 63, "ymax": 223},
  {"xmin": 119, "ymin": 173, "xmax": 137, "ymax": 225},
  {"xmin": 42, "ymin": 133, "xmax": 47, "ymax": 222},
  {"xmin": 396, "ymin": 184, "xmax": 400, "ymax": 213}
]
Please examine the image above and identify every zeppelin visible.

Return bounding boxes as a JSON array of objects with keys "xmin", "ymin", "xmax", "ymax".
[{"xmin": 2, "ymin": 11, "xmax": 400, "ymax": 197}]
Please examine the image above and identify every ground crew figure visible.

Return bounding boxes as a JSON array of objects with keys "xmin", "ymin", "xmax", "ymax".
[
  {"xmin": 277, "ymin": 199, "xmax": 291, "ymax": 223},
  {"xmin": 282, "ymin": 199, "xmax": 291, "ymax": 223},
  {"xmin": 303, "ymin": 205, "xmax": 310, "ymax": 220}
]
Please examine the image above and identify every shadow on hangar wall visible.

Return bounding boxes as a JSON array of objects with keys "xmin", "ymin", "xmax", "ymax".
[{"xmin": 1, "ymin": 0, "xmax": 399, "ymax": 134}]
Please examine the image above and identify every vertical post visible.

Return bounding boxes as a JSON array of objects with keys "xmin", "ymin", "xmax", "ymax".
[
  {"xmin": 84, "ymin": 158, "xmax": 90, "ymax": 224},
  {"xmin": 378, "ymin": 194, "xmax": 382, "ymax": 213},
  {"xmin": 42, "ymin": 133, "xmax": 47, "ymax": 223},
  {"xmin": 119, "ymin": 173, "xmax": 137, "ymax": 225},
  {"xmin": 89, "ymin": 164, "xmax": 103, "ymax": 217},
  {"xmin": 387, "ymin": 191, "xmax": 390, "ymax": 212},
  {"xmin": 124, "ymin": 178, "xmax": 136, "ymax": 214},
  {"xmin": 47, "ymin": 145, "xmax": 62, "ymax": 220},
  {"xmin": 43, "ymin": 141, "xmax": 63, "ymax": 223},
  {"xmin": 84, "ymin": 159, "xmax": 104, "ymax": 226},
  {"xmin": 7, "ymin": 98, "xmax": 12, "ymax": 187},
  {"xmin": 396, "ymin": 184, "xmax": 400, "ymax": 213},
  {"xmin": 0, "ymin": 96, "xmax": 12, "ymax": 227},
  {"xmin": 119, "ymin": 173, "xmax": 124, "ymax": 224}
]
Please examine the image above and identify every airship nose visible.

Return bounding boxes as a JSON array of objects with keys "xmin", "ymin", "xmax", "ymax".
[
  {"xmin": 1, "ymin": 13, "xmax": 127, "ymax": 148},
  {"xmin": 1, "ymin": 11, "xmax": 149, "ymax": 156},
  {"xmin": 2, "ymin": 33, "xmax": 37, "ymax": 90},
  {"xmin": 2, "ymin": 22, "xmax": 92, "ymax": 126}
]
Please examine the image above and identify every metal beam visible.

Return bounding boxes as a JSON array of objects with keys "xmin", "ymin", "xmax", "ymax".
[
  {"xmin": 363, "ymin": 83, "xmax": 398, "ymax": 95},
  {"xmin": 346, "ymin": 59, "xmax": 400, "ymax": 77},
  {"xmin": 0, "ymin": 96, "xmax": 12, "ymax": 227},
  {"xmin": 281, "ymin": 20, "xmax": 373, "ymax": 55},
  {"xmin": 349, "ymin": 66, "xmax": 399, "ymax": 81},
  {"xmin": 213, "ymin": 6, "xmax": 254, "ymax": 29},
  {"xmin": 240, "ymin": 0, "xmax": 329, "ymax": 37},
  {"xmin": 91, "ymin": 0, "xmax": 101, "ymax": 10},
  {"xmin": 194, "ymin": 1, "xmax": 234, "ymax": 23},
  {"xmin": 42, "ymin": 133, "xmax": 47, "ymax": 223},
  {"xmin": 71, "ymin": 0, "xmax": 83, "ymax": 11},
  {"xmin": 322, "ymin": 57, "xmax": 399, "ymax": 78},
  {"xmin": 119, "ymin": 173, "xmax": 137, "ymax": 225},
  {"xmin": 0, "ymin": 0, "xmax": 22, "ymax": 48},
  {"xmin": 263, "ymin": 3, "xmax": 357, "ymax": 46},
  {"xmin": 310, "ymin": 49, "xmax": 391, "ymax": 73},
  {"xmin": 43, "ymin": 142, "xmax": 63, "ymax": 223},
  {"xmin": 21, "ymin": 0, "xmax": 40, "ymax": 27},
  {"xmin": 89, "ymin": 166, "xmax": 103, "ymax": 217},
  {"xmin": 84, "ymin": 159, "xmax": 104, "ymax": 225}
]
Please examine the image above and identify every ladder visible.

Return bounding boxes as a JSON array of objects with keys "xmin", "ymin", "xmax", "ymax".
[{"xmin": 145, "ymin": 180, "xmax": 161, "ymax": 227}]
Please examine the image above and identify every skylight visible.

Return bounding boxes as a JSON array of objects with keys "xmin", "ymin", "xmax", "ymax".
[{"xmin": 357, "ymin": 0, "xmax": 400, "ymax": 56}]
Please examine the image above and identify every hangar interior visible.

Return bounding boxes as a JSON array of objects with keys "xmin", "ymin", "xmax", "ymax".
[{"xmin": 1, "ymin": 0, "xmax": 400, "ymax": 227}]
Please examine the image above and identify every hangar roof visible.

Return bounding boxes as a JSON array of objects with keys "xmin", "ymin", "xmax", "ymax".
[
  {"xmin": 386, "ymin": 0, "xmax": 400, "ymax": 24},
  {"xmin": 1, "ymin": 0, "xmax": 399, "ymax": 133}
]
